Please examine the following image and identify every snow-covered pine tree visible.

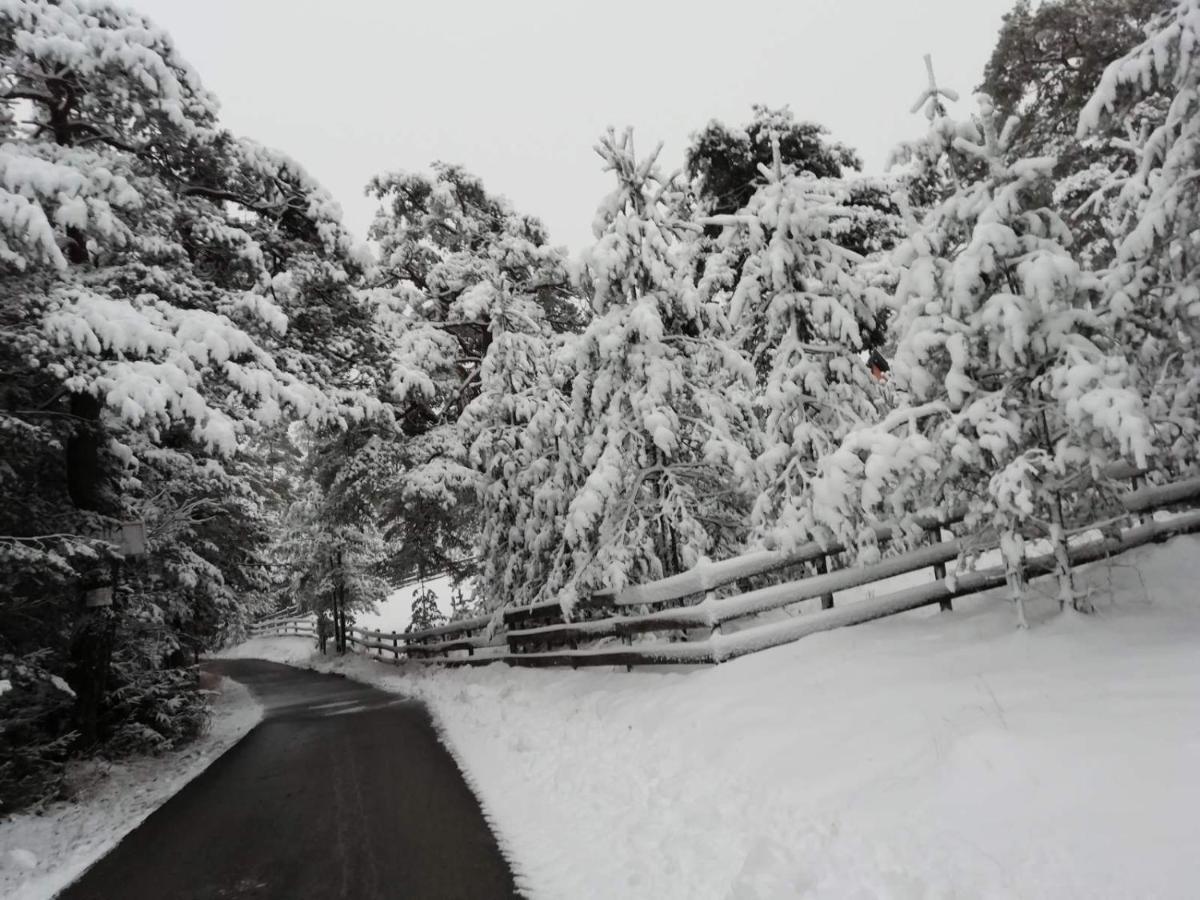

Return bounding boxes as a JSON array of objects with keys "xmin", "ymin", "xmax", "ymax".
[
  {"xmin": 551, "ymin": 127, "xmax": 757, "ymax": 612},
  {"xmin": 278, "ymin": 490, "xmax": 390, "ymax": 653},
  {"xmin": 810, "ymin": 88, "xmax": 1153, "ymax": 624},
  {"xmin": 980, "ymin": 0, "xmax": 1173, "ymax": 269},
  {"xmin": 458, "ymin": 277, "xmax": 575, "ymax": 610},
  {"xmin": 1, "ymin": 0, "xmax": 368, "ymax": 801},
  {"xmin": 353, "ymin": 164, "xmax": 576, "ymax": 586},
  {"xmin": 686, "ymin": 105, "xmax": 862, "ymax": 219},
  {"xmin": 887, "ymin": 54, "xmax": 978, "ymax": 217},
  {"xmin": 407, "ymin": 584, "xmax": 447, "ymax": 633},
  {"xmin": 701, "ymin": 136, "xmax": 892, "ymax": 550},
  {"xmin": 448, "ymin": 583, "xmax": 480, "ymax": 622},
  {"xmin": 1078, "ymin": 0, "xmax": 1200, "ymax": 476}
]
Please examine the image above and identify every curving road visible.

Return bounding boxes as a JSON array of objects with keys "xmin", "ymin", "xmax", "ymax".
[{"xmin": 60, "ymin": 659, "xmax": 520, "ymax": 900}]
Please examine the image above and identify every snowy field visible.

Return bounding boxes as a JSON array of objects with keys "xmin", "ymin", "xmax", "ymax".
[
  {"xmin": 225, "ymin": 534, "xmax": 1200, "ymax": 899},
  {"xmin": 0, "ymin": 677, "xmax": 263, "ymax": 900},
  {"xmin": 354, "ymin": 575, "xmax": 457, "ymax": 634}
]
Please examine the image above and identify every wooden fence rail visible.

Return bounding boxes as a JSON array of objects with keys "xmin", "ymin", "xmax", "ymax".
[
  {"xmin": 247, "ymin": 473, "xmax": 1200, "ymax": 669},
  {"xmin": 250, "ymin": 613, "xmax": 316, "ymax": 640}
]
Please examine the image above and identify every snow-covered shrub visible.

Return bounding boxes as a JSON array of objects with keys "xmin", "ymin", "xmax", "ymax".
[
  {"xmin": 102, "ymin": 648, "xmax": 208, "ymax": 757},
  {"xmin": 0, "ymin": 652, "xmax": 77, "ymax": 814}
]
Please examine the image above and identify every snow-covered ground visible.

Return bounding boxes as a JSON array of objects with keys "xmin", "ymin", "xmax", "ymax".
[
  {"xmin": 0, "ymin": 676, "xmax": 263, "ymax": 900},
  {"xmin": 224, "ymin": 534, "xmax": 1200, "ymax": 899}
]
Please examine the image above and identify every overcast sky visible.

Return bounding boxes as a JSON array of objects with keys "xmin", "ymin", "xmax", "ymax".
[{"xmin": 134, "ymin": 0, "xmax": 1015, "ymax": 252}]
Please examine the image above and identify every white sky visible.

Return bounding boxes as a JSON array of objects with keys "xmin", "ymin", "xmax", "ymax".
[{"xmin": 134, "ymin": 0, "xmax": 1014, "ymax": 251}]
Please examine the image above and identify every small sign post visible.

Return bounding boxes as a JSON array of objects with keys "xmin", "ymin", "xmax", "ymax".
[
  {"xmin": 83, "ymin": 520, "xmax": 146, "ymax": 607},
  {"xmin": 84, "ymin": 586, "xmax": 114, "ymax": 608},
  {"xmin": 99, "ymin": 521, "xmax": 147, "ymax": 557}
]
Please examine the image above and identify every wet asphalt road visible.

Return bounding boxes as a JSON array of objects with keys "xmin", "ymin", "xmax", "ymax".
[{"xmin": 60, "ymin": 658, "xmax": 520, "ymax": 900}]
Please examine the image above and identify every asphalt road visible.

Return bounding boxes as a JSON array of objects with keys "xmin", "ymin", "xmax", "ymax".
[{"xmin": 60, "ymin": 658, "xmax": 520, "ymax": 900}]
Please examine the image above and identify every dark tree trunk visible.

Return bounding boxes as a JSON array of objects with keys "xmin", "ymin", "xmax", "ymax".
[
  {"xmin": 37, "ymin": 72, "xmax": 115, "ymax": 748},
  {"xmin": 65, "ymin": 225, "xmax": 89, "ymax": 265},
  {"xmin": 65, "ymin": 389, "xmax": 112, "ymax": 748},
  {"xmin": 66, "ymin": 392, "xmax": 103, "ymax": 510},
  {"xmin": 336, "ymin": 594, "xmax": 347, "ymax": 654},
  {"xmin": 70, "ymin": 608, "xmax": 116, "ymax": 748}
]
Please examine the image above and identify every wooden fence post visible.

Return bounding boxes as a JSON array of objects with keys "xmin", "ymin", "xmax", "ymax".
[
  {"xmin": 815, "ymin": 556, "xmax": 834, "ymax": 610},
  {"xmin": 706, "ymin": 590, "xmax": 720, "ymax": 637},
  {"xmin": 1131, "ymin": 471, "xmax": 1148, "ymax": 526},
  {"xmin": 935, "ymin": 527, "xmax": 952, "ymax": 612},
  {"xmin": 935, "ymin": 560, "xmax": 951, "ymax": 612},
  {"xmin": 706, "ymin": 590, "xmax": 722, "ymax": 666}
]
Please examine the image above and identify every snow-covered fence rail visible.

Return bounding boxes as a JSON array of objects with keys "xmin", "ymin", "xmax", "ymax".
[
  {"xmin": 504, "ymin": 508, "xmax": 1200, "ymax": 667},
  {"xmin": 497, "ymin": 470, "xmax": 1200, "ymax": 664},
  {"xmin": 247, "ymin": 610, "xmax": 501, "ymax": 662},
  {"xmin": 503, "ymin": 536, "xmax": 964, "ymax": 659},
  {"xmin": 493, "ymin": 513, "xmax": 964, "ymax": 658},
  {"xmin": 344, "ymin": 615, "xmax": 504, "ymax": 664},
  {"xmin": 250, "ymin": 613, "xmax": 316, "ymax": 639},
  {"xmin": 250, "ymin": 473, "xmax": 1200, "ymax": 669},
  {"xmin": 496, "ymin": 473, "xmax": 1200, "ymax": 665},
  {"xmin": 589, "ymin": 513, "xmax": 961, "ymax": 610}
]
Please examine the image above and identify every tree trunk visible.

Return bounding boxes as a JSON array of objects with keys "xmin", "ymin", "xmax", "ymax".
[
  {"xmin": 50, "ymin": 85, "xmax": 116, "ymax": 747},
  {"xmin": 1039, "ymin": 410, "xmax": 1080, "ymax": 612},
  {"xmin": 65, "ymin": 392, "xmax": 103, "ymax": 510},
  {"xmin": 65, "ymin": 390, "xmax": 112, "ymax": 747},
  {"xmin": 335, "ymin": 548, "xmax": 347, "ymax": 653},
  {"xmin": 334, "ymin": 600, "xmax": 341, "ymax": 654},
  {"xmin": 70, "ymin": 607, "xmax": 115, "ymax": 747},
  {"xmin": 652, "ymin": 450, "xmax": 681, "ymax": 577},
  {"xmin": 1001, "ymin": 529, "xmax": 1029, "ymax": 629},
  {"xmin": 1048, "ymin": 498, "xmax": 1081, "ymax": 612}
]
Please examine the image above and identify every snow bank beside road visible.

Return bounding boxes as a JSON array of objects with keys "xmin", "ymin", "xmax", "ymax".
[
  {"xmin": 0, "ymin": 676, "xmax": 263, "ymax": 900},
  {"xmin": 230, "ymin": 535, "xmax": 1200, "ymax": 899},
  {"xmin": 221, "ymin": 634, "xmax": 317, "ymax": 665}
]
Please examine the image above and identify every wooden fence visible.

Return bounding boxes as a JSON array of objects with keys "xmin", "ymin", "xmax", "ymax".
[
  {"xmin": 249, "ymin": 610, "xmax": 315, "ymax": 640},
  {"xmin": 249, "ymin": 473, "xmax": 1200, "ymax": 669}
]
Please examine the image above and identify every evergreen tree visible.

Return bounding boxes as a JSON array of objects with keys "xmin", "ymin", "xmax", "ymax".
[
  {"xmin": 0, "ymin": 0, "xmax": 363, "ymax": 807},
  {"xmin": 811, "ymin": 91, "xmax": 1153, "ymax": 623},
  {"xmin": 888, "ymin": 55, "xmax": 988, "ymax": 218},
  {"xmin": 354, "ymin": 164, "xmax": 577, "ymax": 584},
  {"xmin": 981, "ymin": 0, "xmax": 1173, "ymax": 265},
  {"xmin": 278, "ymin": 489, "xmax": 390, "ymax": 653},
  {"xmin": 982, "ymin": 0, "xmax": 1170, "ymax": 160},
  {"xmin": 447, "ymin": 583, "xmax": 480, "ymax": 622},
  {"xmin": 702, "ymin": 138, "xmax": 892, "ymax": 548},
  {"xmin": 548, "ymin": 128, "xmax": 757, "ymax": 612},
  {"xmin": 459, "ymin": 278, "xmax": 571, "ymax": 609},
  {"xmin": 407, "ymin": 584, "xmax": 446, "ymax": 633},
  {"xmin": 686, "ymin": 106, "xmax": 861, "ymax": 220},
  {"xmin": 1079, "ymin": 0, "xmax": 1200, "ymax": 475},
  {"xmin": 687, "ymin": 106, "xmax": 902, "ymax": 261}
]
